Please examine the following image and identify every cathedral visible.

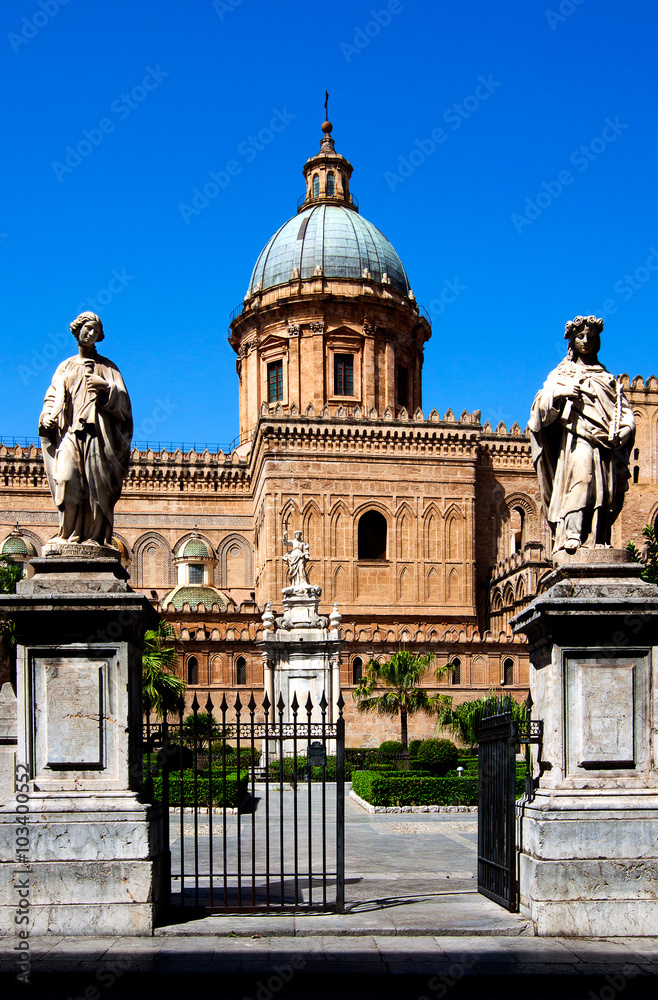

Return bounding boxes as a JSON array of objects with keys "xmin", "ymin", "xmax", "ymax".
[{"xmin": 2, "ymin": 120, "xmax": 657, "ymax": 745}]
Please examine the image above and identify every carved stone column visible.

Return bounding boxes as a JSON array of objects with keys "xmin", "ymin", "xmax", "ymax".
[
  {"xmin": 513, "ymin": 549, "xmax": 658, "ymax": 936},
  {"xmin": 0, "ymin": 546, "xmax": 164, "ymax": 935}
]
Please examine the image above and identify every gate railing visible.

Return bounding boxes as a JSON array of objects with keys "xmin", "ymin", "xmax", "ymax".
[
  {"xmin": 143, "ymin": 689, "xmax": 345, "ymax": 914},
  {"xmin": 477, "ymin": 708, "xmax": 543, "ymax": 912}
]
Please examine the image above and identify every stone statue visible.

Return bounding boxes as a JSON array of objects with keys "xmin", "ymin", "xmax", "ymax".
[
  {"xmin": 38, "ymin": 312, "xmax": 132, "ymax": 546},
  {"xmin": 282, "ymin": 529, "xmax": 311, "ymax": 592},
  {"xmin": 529, "ymin": 315, "xmax": 635, "ymax": 558}
]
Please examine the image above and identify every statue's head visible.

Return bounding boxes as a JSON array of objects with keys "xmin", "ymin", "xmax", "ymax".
[
  {"xmin": 564, "ymin": 315, "xmax": 602, "ymax": 361},
  {"xmin": 70, "ymin": 311, "xmax": 104, "ymax": 344},
  {"xmin": 293, "ymin": 530, "xmax": 302, "ymax": 540}
]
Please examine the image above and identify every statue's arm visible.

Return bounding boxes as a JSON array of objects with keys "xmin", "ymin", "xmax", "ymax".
[
  {"xmin": 95, "ymin": 362, "xmax": 131, "ymax": 421},
  {"xmin": 618, "ymin": 392, "xmax": 636, "ymax": 446},
  {"xmin": 530, "ymin": 383, "xmax": 561, "ymax": 430},
  {"xmin": 39, "ymin": 362, "xmax": 66, "ymax": 432}
]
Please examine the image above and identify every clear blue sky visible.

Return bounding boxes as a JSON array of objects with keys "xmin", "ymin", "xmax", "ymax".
[{"xmin": 1, "ymin": 0, "xmax": 657, "ymax": 447}]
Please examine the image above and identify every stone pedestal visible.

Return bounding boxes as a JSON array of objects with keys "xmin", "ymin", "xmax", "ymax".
[
  {"xmin": 513, "ymin": 549, "xmax": 658, "ymax": 936},
  {"xmin": 258, "ymin": 586, "xmax": 341, "ymax": 757},
  {"xmin": 0, "ymin": 545, "xmax": 164, "ymax": 935}
]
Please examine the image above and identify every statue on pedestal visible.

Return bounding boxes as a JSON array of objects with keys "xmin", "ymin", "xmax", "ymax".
[
  {"xmin": 529, "ymin": 315, "xmax": 635, "ymax": 558},
  {"xmin": 38, "ymin": 312, "xmax": 132, "ymax": 547},
  {"xmin": 282, "ymin": 529, "xmax": 311, "ymax": 592}
]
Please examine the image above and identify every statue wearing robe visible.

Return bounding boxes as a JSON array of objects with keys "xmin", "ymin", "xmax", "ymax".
[{"xmin": 529, "ymin": 317, "xmax": 634, "ymax": 557}]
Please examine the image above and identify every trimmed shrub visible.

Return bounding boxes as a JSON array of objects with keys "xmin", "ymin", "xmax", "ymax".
[
  {"xmin": 352, "ymin": 770, "xmax": 478, "ymax": 807},
  {"xmin": 415, "ymin": 738, "xmax": 459, "ymax": 776},
  {"xmin": 378, "ymin": 740, "xmax": 404, "ymax": 759},
  {"xmin": 267, "ymin": 755, "xmax": 354, "ymax": 782},
  {"xmin": 152, "ymin": 769, "xmax": 249, "ymax": 808},
  {"xmin": 408, "ymin": 739, "xmax": 423, "ymax": 760}
]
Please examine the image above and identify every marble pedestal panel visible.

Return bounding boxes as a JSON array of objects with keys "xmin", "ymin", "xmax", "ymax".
[
  {"xmin": 0, "ymin": 548, "xmax": 164, "ymax": 935},
  {"xmin": 513, "ymin": 551, "xmax": 658, "ymax": 936}
]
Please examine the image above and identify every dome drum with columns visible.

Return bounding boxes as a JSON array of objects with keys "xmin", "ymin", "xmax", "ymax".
[{"xmin": 230, "ymin": 123, "xmax": 430, "ymax": 440}]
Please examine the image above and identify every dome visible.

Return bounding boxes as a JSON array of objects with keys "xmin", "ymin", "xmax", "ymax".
[
  {"xmin": 1, "ymin": 535, "xmax": 30, "ymax": 557},
  {"xmin": 161, "ymin": 584, "xmax": 228, "ymax": 611},
  {"xmin": 176, "ymin": 536, "xmax": 213, "ymax": 559},
  {"xmin": 248, "ymin": 204, "xmax": 410, "ymax": 297}
]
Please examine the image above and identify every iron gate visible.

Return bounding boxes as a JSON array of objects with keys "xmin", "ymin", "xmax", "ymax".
[
  {"xmin": 477, "ymin": 708, "xmax": 543, "ymax": 911},
  {"xmin": 144, "ymin": 690, "xmax": 345, "ymax": 914}
]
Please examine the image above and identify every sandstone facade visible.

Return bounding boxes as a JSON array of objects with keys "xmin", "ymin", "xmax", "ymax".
[{"xmin": 2, "ymin": 126, "xmax": 657, "ymax": 746}]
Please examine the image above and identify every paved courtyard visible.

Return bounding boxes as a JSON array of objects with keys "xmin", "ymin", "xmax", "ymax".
[{"xmin": 168, "ymin": 781, "xmax": 478, "ymax": 912}]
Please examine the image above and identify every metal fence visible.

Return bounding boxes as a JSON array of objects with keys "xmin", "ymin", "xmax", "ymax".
[
  {"xmin": 143, "ymin": 690, "xmax": 345, "ymax": 914},
  {"xmin": 477, "ymin": 708, "xmax": 543, "ymax": 912}
]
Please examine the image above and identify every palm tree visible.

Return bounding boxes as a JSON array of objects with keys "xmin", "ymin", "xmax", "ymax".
[
  {"xmin": 438, "ymin": 693, "xmax": 527, "ymax": 747},
  {"xmin": 627, "ymin": 525, "xmax": 658, "ymax": 585},
  {"xmin": 353, "ymin": 650, "xmax": 453, "ymax": 750},
  {"xmin": 142, "ymin": 620, "xmax": 186, "ymax": 720}
]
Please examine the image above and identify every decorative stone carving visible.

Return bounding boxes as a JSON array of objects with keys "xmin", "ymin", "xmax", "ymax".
[
  {"xmin": 38, "ymin": 313, "xmax": 132, "ymax": 547},
  {"xmin": 529, "ymin": 316, "xmax": 635, "ymax": 559},
  {"xmin": 287, "ymin": 323, "xmax": 301, "ymax": 338},
  {"xmin": 309, "ymin": 321, "xmax": 325, "ymax": 334},
  {"xmin": 261, "ymin": 601, "xmax": 276, "ymax": 632}
]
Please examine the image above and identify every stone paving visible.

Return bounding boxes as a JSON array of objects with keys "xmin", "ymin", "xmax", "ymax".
[
  {"xmin": 1, "ymin": 790, "xmax": 656, "ymax": 990},
  {"xmin": 169, "ymin": 783, "xmax": 480, "ymax": 908}
]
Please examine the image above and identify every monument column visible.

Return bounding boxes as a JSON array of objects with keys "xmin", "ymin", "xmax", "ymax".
[
  {"xmin": 514, "ymin": 552, "xmax": 658, "ymax": 935},
  {"xmin": 514, "ymin": 314, "xmax": 658, "ymax": 936},
  {"xmin": 0, "ymin": 312, "xmax": 166, "ymax": 935}
]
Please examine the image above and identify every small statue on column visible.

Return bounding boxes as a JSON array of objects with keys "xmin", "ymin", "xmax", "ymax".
[{"xmin": 282, "ymin": 530, "xmax": 311, "ymax": 592}]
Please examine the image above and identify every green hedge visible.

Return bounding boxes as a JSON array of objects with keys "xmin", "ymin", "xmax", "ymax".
[
  {"xmin": 152, "ymin": 769, "xmax": 249, "ymax": 808},
  {"xmin": 352, "ymin": 770, "xmax": 478, "ymax": 806},
  {"xmin": 267, "ymin": 756, "xmax": 354, "ymax": 782},
  {"xmin": 444, "ymin": 758, "xmax": 528, "ymax": 797}
]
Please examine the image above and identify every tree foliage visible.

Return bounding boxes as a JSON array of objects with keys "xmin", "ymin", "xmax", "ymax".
[
  {"xmin": 438, "ymin": 693, "xmax": 528, "ymax": 747},
  {"xmin": 0, "ymin": 556, "xmax": 21, "ymax": 685},
  {"xmin": 353, "ymin": 650, "xmax": 453, "ymax": 749},
  {"xmin": 0, "ymin": 555, "xmax": 22, "ymax": 594},
  {"xmin": 142, "ymin": 620, "xmax": 186, "ymax": 720},
  {"xmin": 627, "ymin": 525, "xmax": 658, "ymax": 586}
]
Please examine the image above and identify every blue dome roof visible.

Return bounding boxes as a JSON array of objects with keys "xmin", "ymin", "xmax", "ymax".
[{"xmin": 248, "ymin": 204, "xmax": 410, "ymax": 296}]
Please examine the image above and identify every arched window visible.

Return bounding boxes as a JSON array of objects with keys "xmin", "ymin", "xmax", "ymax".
[
  {"xmin": 358, "ymin": 511, "xmax": 387, "ymax": 560},
  {"xmin": 633, "ymin": 466, "xmax": 639, "ymax": 484},
  {"xmin": 187, "ymin": 656, "xmax": 199, "ymax": 685},
  {"xmin": 326, "ymin": 172, "xmax": 335, "ymax": 196},
  {"xmin": 451, "ymin": 657, "xmax": 461, "ymax": 685},
  {"xmin": 236, "ymin": 656, "xmax": 247, "ymax": 685},
  {"xmin": 352, "ymin": 656, "xmax": 363, "ymax": 685},
  {"xmin": 503, "ymin": 657, "xmax": 514, "ymax": 686},
  {"xmin": 312, "ymin": 174, "xmax": 319, "ymax": 198},
  {"xmin": 188, "ymin": 563, "xmax": 204, "ymax": 584},
  {"xmin": 510, "ymin": 506, "xmax": 525, "ymax": 554}
]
